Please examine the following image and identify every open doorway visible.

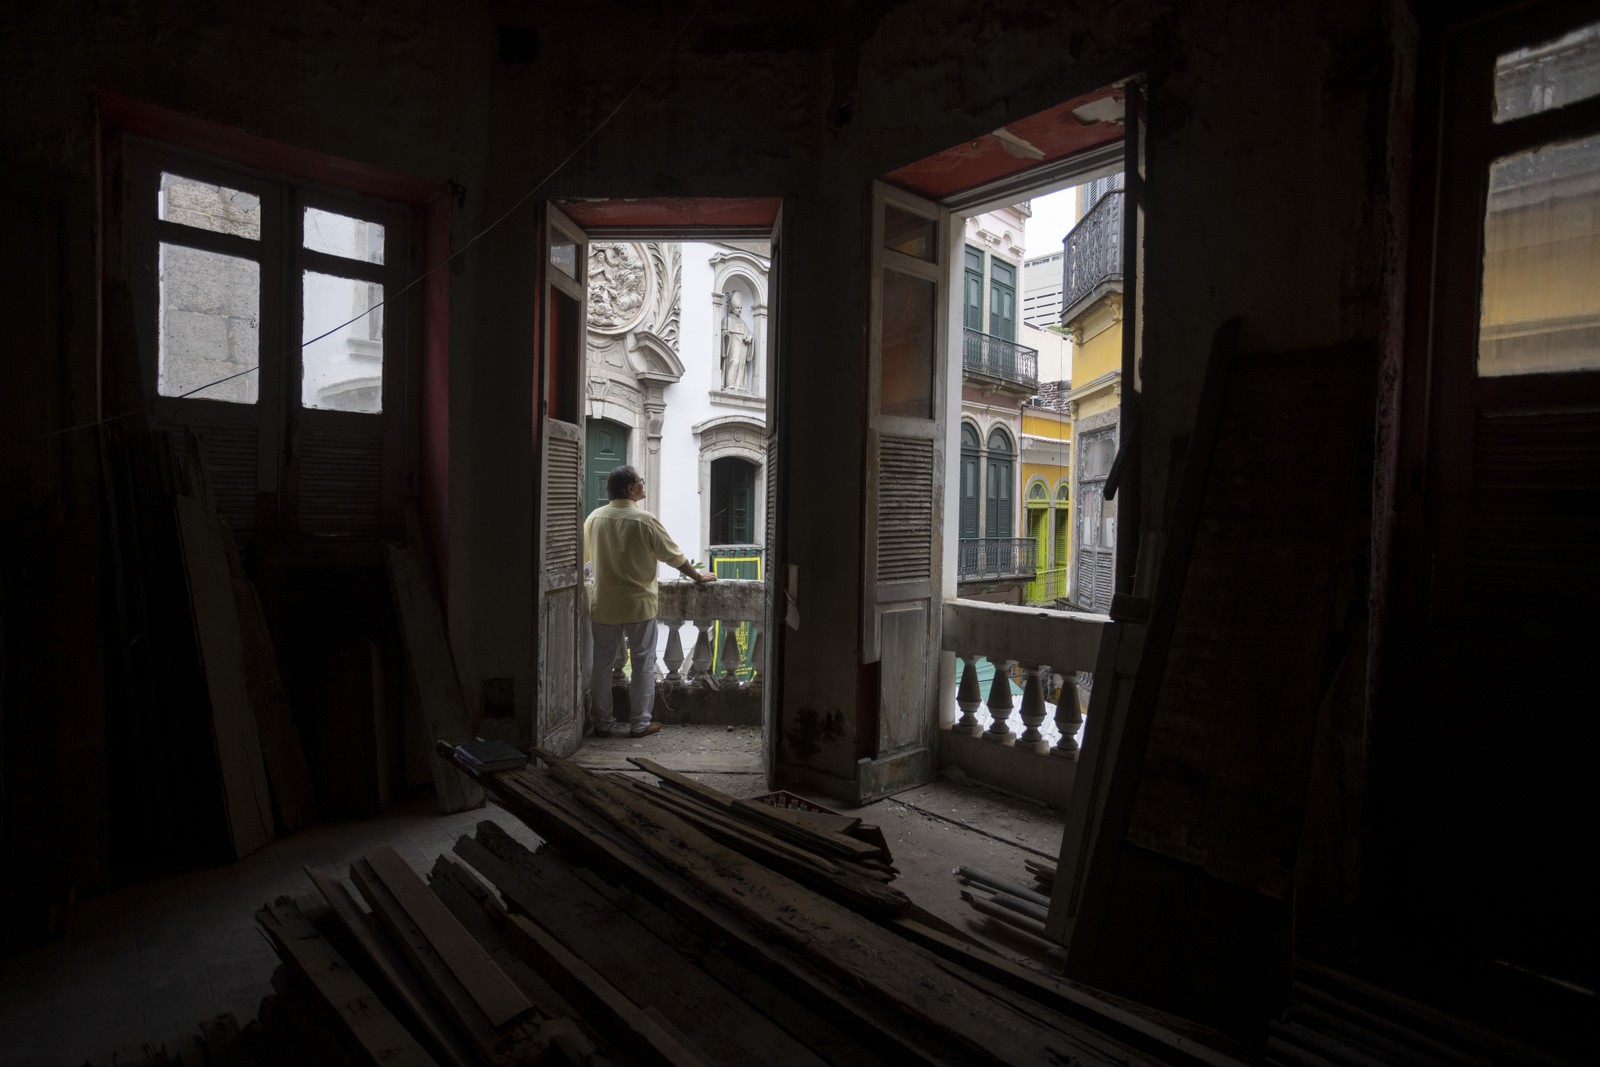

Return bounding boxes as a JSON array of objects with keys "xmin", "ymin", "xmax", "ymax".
[
  {"xmin": 940, "ymin": 168, "xmax": 1125, "ymax": 771},
  {"xmin": 580, "ymin": 236, "xmax": 774, "ymax": 735},
  {"xmin": 854, "ymin": 84, "xmax": 1138, "ymax": 806},
  {"xmin": 527, "ymin": 198, "xmax": 784, "ymax": 775}
]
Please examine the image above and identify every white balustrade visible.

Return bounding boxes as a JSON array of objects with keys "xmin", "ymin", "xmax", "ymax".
[{"xmin": 937, "ymin": 598, "xmax": 1111, "ymax": 807}]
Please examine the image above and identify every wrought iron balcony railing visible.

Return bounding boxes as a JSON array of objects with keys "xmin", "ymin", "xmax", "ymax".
[
  {"xmin": 956, "ymin": 536, "xmax": 1038, "ymax": 581},
  {"xmin": 1061, "ymin": 189, "xmax": 1123, "ymax": 325},
  {"xmin": 962, "ymin": 328, "xmax": 1039, "ymax": 390}
]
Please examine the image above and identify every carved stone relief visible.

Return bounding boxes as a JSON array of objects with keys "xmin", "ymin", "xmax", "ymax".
[{"xmin": 586, "ymin": 242, "xmax": 651, "ymax": 334}]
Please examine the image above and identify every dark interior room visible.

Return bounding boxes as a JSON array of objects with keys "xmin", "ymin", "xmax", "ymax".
[{"xmin": 2, "ymin": 1, "xmax": 1596, "ymax": 1064}]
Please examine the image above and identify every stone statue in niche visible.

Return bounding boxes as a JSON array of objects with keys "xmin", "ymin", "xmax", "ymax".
[{"xmin": 720, "ymin": 290, "xmax": 754, "ymax": 392}]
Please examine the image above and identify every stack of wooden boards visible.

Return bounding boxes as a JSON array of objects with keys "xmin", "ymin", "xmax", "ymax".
[
  {"xmin": 237, "ymin": 750, "xmax": 1240, "ymax": 1066},
  {"xmin": 956, "ymin": 863, "xmax": 1062, "ymax": 956}
]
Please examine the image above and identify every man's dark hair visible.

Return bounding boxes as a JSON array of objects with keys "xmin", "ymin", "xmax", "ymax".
[{"xmin": 606, "ymin": 465, "xmax": 641, "ymax": 499}]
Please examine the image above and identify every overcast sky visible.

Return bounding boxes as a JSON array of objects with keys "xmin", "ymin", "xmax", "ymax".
[{"xmin": 1023, "ymin": 187, "xmax": 1079, "ymax": 259}]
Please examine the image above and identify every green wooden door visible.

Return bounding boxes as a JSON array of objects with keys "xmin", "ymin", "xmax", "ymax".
[{"xmin": 584, "ymin": 418, "xmax": 629, "ymax": 517}]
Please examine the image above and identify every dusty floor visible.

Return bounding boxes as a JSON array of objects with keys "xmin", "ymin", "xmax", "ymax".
[{"xmin": 0, "ymin": 725, "xmax": 1066, "ymax": 1066}]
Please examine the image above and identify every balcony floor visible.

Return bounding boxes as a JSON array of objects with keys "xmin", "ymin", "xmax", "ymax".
[{"xmin": 0, "ymin": 726, "xmax": 1067, "ymax": 1067}]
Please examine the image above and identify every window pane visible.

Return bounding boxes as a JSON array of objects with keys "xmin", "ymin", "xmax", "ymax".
[
  {"xmin": 303, "ymin": 207, "xmax": 385, "ymax": 264},
  {"xmin": 303, "ymin": 271, "xmax": 383, "ymax": 412},
  {"xmin": 551, "ymin": 238, "xmax": 578, "ymax": 280},
  {"xmin": 158, "ymin": 242, "xmax": 259, "ymax": 402},
  {"xmin": 884, "ymin": 204, "xmax": 936, "ymax": 261},
  {"xmin": 159, "ymin": 172, "xmax": 261, "ymax": 239},
  {"xmin": 880, "ymin": 268, "xmax": 935, "ymax": 418},
  {"xmin": 1493, "ymin": 21, "xmax": 1600, "ymax": 124},
  {"xmin": 1478, "ymin": 133, "xmax": 1600, "ymax": 377}
]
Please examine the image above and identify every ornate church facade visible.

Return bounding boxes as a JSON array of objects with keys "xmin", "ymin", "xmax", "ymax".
[{"xmin": 582, "ymin": 240, "xmax": 772, "ymax": 571}]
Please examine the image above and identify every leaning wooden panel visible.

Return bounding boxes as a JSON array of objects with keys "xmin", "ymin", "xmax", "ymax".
[
  {"xmin": 386, "ymin": 513, "xmax": 483, "ymax": 814},
  {"xmin": 174, "ymin": 493, "xmax": 273, "ymax": 857}
]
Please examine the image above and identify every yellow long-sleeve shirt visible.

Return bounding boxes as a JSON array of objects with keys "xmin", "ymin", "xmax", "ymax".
[{"xmin": 582, "ymin": 500, "xmax": 688, "ymax": 624}]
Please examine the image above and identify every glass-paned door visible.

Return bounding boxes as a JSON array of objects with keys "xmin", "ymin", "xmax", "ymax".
[{"xmin": 1394, "ymin": 6, "xmax": 1600, "ymax": 1010}]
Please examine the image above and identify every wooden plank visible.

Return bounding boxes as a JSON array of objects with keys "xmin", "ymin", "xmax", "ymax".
[
  {"xmin": 175, "ymin": 492, "xmax": 274, "ymax": 858},
  {"xmin": 627, "ymin": 782, "xmax": 908, "ymax": 912},
  {"xmin": 502, "ymin": 753, "xmax": 1161, "ymax": 1067},
  {"xmin": 421, "ymin": 855, "xmax": 590, "ymax": 1026},
  {"xmin": 423, "ymin": 858, "xmax": 620, "ymax": 1067},
  {"xmin": 747, "ymin": 804, "xmax": 862, "ymax": 836},
  {"xmin": 889, "ymin": 916, "xmax": 1246, "ymax": 1067},
  {"xmin": 385, "ymin": 512, "xmax": 482, "ymax": 814},
  {"xmin": 449, "ymin": 831, "xmax": 831, "ymax": 1067},
  {"xmin": 501, "ymin": 906, "xmax": 713, "ymax": 1067},
  {"xmin": 222, "ymin": 521, "xmax": 315, "ymax": 833},
  {"xmin": 629, "ymin": 756, "xmax": 886, "ymax": 863},
  {"xmin": 256, "ymin": 897, "xmax": 435, "ymax": 1067},
  {"xmin": 356, "ymin": 846, "xmax": 532, "ymax": 1028},
  {"xmin": 570, "ymin": 752, "xmax": 763, "ymax": 775},
  {"xmin": 304, "ymin": 866, "xmax": 479, "ymax": 1067},
  {"xmin": 349, "ymin": 856, "xmax": 542, "ymax": 1067},
  {"xmin": 487, "ymin": 826, "xmax": 898, "ymax": 1067}
]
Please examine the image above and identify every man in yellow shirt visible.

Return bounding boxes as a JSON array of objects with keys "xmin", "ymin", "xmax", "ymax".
[{"xmin": 584, "ymin": 465, "xmax": 715, "ymax": 737}]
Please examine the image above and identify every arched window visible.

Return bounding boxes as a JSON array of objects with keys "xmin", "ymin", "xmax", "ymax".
[
  {"xmin": 1054, "ymin": 481, "xmax": 1071, "ymax": 569},
  {"xmin": 1025, "ymin": 479, "xmax": 1049, "ymax": 569},
  {"xmin": 710, "ymin": 457, "xmax": 757, "ymax": 545},
  {"xmin": 959, "ymin": 424, "xmax": 981, "ymax": 539},
  {"xmin": 985, "ymin": 427, "xmax": 1013, "ymax": 541}
]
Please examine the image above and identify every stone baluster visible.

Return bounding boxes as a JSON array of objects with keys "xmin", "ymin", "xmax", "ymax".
[
  {"xmin": 1051, "ymin": 672, "xmax": 1083, "ymax": 760},
  {"xmin": 661, "ymin": 619, "xmax": 686, "ymax": 683},
  {"xmin": 953, "ymin": 654, "xmax": 984, "ymax": 735},
  {"xmin": 1014, "ymin": 664, "xmax": 1051, "ymax": 754},
  {"xmin": 691, "ymin": 618, "xmax": 715, "ymax": 681},
  {"xmin": 981, "ymin": 657, "xmax": 1016, "ymax": 743},
  {"xmin": 718, "ymin": 621, "xmax": 742, "ymax": 681},
  {"xmin": 749, "ymin": 626, "xmax": 764, "ymax": 686}
]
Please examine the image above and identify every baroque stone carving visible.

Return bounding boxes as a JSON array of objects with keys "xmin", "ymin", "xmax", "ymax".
[
  {"xmin": 650, "ymin": 243, "xmax": 681, "ymax": 349},
  {"xmin": 586, "ymin": 241, "xmax": 650, "ymax": 333}
]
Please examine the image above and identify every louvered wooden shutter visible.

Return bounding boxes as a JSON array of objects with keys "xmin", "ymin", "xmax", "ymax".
[
  {"xmin": 545, "ymin": 430, "xmax": 582, "ymax": 571},
  {"xmin": 179, "ymin": 425, "xmax": 258, "ymax": 533},
  {"xmin": 876, "ymin": 435, "xmax": 935, "ymax": 582},
  {"xmin": 298, "ymin": 421, "xmax": 383, "ymax": 538}
]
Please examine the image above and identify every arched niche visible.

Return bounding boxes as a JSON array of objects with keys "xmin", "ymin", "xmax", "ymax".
[
  {"xmin": 709, "ymin": 249, "xmax": 770, "ymax": 401},
  {"xmin": 692, "ymin": 414, "xmax": 766, "ymax": 560}
]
